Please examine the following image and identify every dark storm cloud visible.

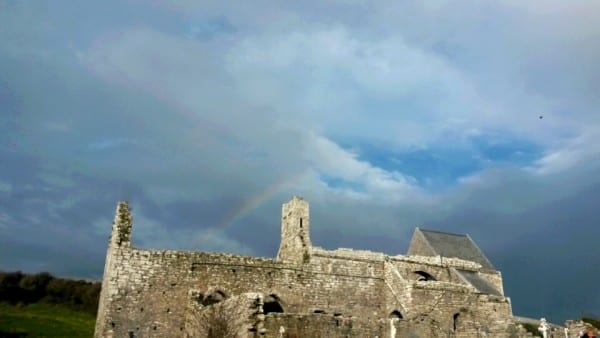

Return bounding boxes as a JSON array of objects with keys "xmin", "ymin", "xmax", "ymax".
[
  {"xmin": 130, "ymin": 196, "xmax": 249, "ymax": 247},
  {"xmin": 1, "ymin": 0, "xmax": 599, "ymax": 323},
  {"xmin": 429, "ymin": 182, "xmax": 600, "ymax": 323},
  {"xmin": 0, "ymin": 150, "xmax": 149, "ymax": 277}
]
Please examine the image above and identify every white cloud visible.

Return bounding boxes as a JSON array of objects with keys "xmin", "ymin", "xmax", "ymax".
[
  {"xmin": 3, "ymin": 0, "xmax": 600, "ymax": 321},
  {"xmin": 87, "ymin": 138, "xmax": 139, "ymax": 151},
  {"xmin": 74, "ymin": 8, "xmax": 600, "ymax": 218},
  {"xmin": 44, "ymin": 122, "xmax": 71, "ymax": 133},
  {"xmin": 0, "ymin": 181, "xmax": 11, "ymax": 193},
  {"xmin": 225, "ymin": 27, "xmax": 487, "ymax": 146},
  {"xmin": 0, "ymin": 212, "xmax": 10, "ymax": 231},
  {"xmin": 304, "ymin": 133, "xmax": 425, "ymax": 204},
  {"xmin": 532, "ymin": 127, "xmax": 600, "ymax": 175}
]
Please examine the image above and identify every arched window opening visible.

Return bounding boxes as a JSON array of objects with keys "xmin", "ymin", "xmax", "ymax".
[
  {"xmin": 389, "ymin": 310, "xmax": 403, "ymax": 319},
  {"xmin": 263, "ymin": 294, "xmax": 284, "ymax": 314},
  {"xmin": 199, "ymin": 290, "xmax": 228, "ymax": 306},
  {"xmin": 414, "ymin": 271, "xmax": 437, "ymax": 281},
  {"xmin": 453, "ymin": 313, "xmax": 460, "ymax": 332}
]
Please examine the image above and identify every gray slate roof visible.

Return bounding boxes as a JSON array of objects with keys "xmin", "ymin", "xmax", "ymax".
[
  {"xmin": 416, "ymin": 228, "xmax": 496, "ymax": 270},
  {"xmin": 455, "ymin": 269, "xmax": 501, "ymax": 296}
]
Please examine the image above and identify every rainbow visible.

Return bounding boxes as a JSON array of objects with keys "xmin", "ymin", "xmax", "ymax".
[{"xmin": 199, "ymin": 170, "xmax": 312, "ymax": 242}]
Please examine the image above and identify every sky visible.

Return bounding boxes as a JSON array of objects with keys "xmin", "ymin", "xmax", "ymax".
[{"xmin": 1, "ymin": 0, "xmax": 599, "ymax": 323}]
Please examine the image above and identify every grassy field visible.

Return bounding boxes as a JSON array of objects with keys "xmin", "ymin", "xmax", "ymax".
[{"xmin": 0, "ymin": 302, "xmax": 95, "ymax": 337}]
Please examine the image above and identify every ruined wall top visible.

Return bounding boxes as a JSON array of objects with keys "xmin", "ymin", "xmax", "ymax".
[
  {"xmin": 111, "ymin": 201, "xmax": 132, "ymax": 247},
  {"xmin": 311, "ymin": 246, "xmax": 385, "ymax": 261},
  {"xmin": 109, "ymin": 196, "xmax": 490, "ymax": 273},
  {"xmin": 310, "ymin": 246, "xmax": 483, "ymax": 271}
]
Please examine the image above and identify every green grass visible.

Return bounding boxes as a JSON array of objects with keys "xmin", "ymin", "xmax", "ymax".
[
  {"xmin": 582, "ymin": 317, "xmax": 600, "ymax": 329},
  {"xmin": 0, "ymin": 302, "xmax": 95, "ymax": 337}
]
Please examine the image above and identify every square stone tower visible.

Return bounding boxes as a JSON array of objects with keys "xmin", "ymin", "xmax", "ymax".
[{"xmin": 277, "ymin": 196, "xmax": 311, "ymax": 264}]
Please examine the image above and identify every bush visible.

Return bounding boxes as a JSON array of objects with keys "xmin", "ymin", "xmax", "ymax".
[
  {"xmin": 0, "ymin": 271, "xmax": 25, "ymax": 303},
  {"xmin": 0, "ymin": 271, "xmax": 101, "ymax": 316},
  {"xmin": 582, "ymin": 317, "xmax": 600, "ymax": 330}
]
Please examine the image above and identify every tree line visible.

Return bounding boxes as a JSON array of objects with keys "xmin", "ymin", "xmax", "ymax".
[{"xmin": 0, "ymin": 271, "xmax": 101, "ymax": 315}]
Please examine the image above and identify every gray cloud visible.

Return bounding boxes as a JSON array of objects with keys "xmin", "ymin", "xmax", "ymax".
[
  {"xmin": 430, "ymin": 182, "xmax": 600, "ymax": 322},
  {"xmin": 1, "ymin": 0, "xmax": 599, "ymax": 323}
]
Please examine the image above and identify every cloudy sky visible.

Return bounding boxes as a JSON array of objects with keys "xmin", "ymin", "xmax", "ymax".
[{"xmin": 1, "ymin": 0, "xmax": 599, "ymax": 323}]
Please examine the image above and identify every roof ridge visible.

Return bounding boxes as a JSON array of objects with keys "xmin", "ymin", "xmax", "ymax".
[{"xmin": 419, "ymin": 228, "xmax": 468, "ymax": 237}]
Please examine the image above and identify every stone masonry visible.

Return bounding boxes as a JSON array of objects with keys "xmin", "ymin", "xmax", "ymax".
[{"xmin": 95, "ymin": 196, "xmax": 533, "ymax": 337}]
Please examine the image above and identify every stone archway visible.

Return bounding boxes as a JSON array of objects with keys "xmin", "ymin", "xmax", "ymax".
[
  {"xmin": 413, "ymin": 271, "xmax": 437, "ymax": 281},
  {"xmin": 263, "ymin": 294, "xmax": 284, "ymax": 314},
  {"xmin": 389, "ymin": 310, "xmax": 403, "ymax": 319}
]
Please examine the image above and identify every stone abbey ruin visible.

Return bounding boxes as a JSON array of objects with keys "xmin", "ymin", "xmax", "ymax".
[{"xmin": 95, "ymin": 196, "xmax": 543, "ymax": 337}]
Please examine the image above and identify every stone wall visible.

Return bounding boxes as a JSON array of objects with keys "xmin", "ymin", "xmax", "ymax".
[
  {"xmin": 95, "ymin": 245, "xmax": 390, "ymax": 337},
  {"xmin": 263, "ymin": 313, "xmax": 387, "ymax": 338},
  {"xmin": 94, "ymin": 198, "xmax": 527, "ymax": 338},
  {"xmin": 184, "ymin": 293, "xmax": 262, "ymax": 338},
  {"xmin": 566, "ymin": 320, "xmax": 598, "ymax": 338}
]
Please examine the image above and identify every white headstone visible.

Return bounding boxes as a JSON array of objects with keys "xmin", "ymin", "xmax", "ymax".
[
  {"xmin": 538, "ymin": 318, "xmax": 550, "ymax": 338},
  {"xmin": 278, "ymin": 326, "xmax": 285, "ymax": 338}
]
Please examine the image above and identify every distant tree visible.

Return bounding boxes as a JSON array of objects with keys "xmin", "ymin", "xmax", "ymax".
[
  {"xmin": 81, "ymin": 282, "xmax": 101, "ymax": 314},
  {"xmin": 19, "ymin": 272, "xmax": 53, "ymax": 303},
  {"xmin": 45, "ymin": 278, "xmax": 72, "ymax": 302},
  {"xmin": 582, "ymin": 317, "xmax": 600, "ymax": 330},
  {"xmin": 0, "ymin": 271, "xmax": 25, "ymax": 303},
  {"xmin": 45, "ymin": 278, "xmax": 101, "ymax": 315},
  {"xmin": 0, "ymin": 271, "xmax": 100, "ymax": 315}
]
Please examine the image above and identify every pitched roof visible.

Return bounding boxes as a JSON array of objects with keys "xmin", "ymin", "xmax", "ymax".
[
  {"xmin": 455, "ymin": 269, "xmax": 501, "ymax": 296},
  {"xmin": 409, "ymin": 228, "xmax": 496, "ymax": 270}
]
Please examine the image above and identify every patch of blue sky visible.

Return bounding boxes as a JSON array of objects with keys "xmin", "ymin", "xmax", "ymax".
[
  {"xmin": 185, "ymin": 16, "xmax": 237, "ymax": 41},
  {"xmin": 319, "ymin": 173, "xmax": 365, "ymax": 192},
  {"xmin": 335, "ymin": 134, "xmax": 544, "ymax": 190},
  {"xmin": 469, "ymin": 133, "xmax": 544, "ymax": 165},
  {"xmin": 354, "ymin": 144, "xmax": 481, "ymax": 189}
]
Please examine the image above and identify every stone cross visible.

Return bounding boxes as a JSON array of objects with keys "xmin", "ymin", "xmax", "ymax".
[{"xmin": 538, "ymin": 318, "xmax": 550, "ymax": 338}]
